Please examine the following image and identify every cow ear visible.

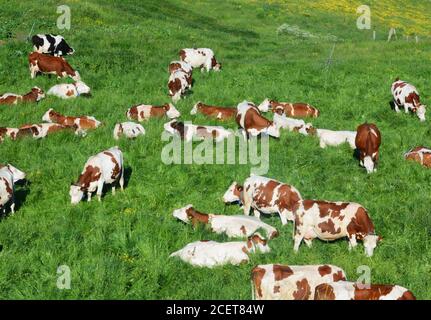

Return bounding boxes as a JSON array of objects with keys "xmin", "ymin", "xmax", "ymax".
[{"xmin": 237, "ymin": 185, "xmax": 243, "ymax": 192}]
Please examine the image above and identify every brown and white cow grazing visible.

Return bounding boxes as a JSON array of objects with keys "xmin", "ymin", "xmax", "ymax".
[
  {"xmin": 16, "ymin": 123, "xmax": 72, "ymax": 139},
  {"xmin": 258, "ymin": 99, "xmax": 320, "ymax": 118},
  {"xmin": 236, "ymin": 101, "xmax": 280, "ymax": 138},
  {"xmin": 42, "ymin": 108, "xmax": 102, "ymax": 135},
  {"xmin": 391, "ymin": 78, "xmax": 426, "ymax": 122},
  {"xmin": 314, "ymin": 281, "xmax": 416, "ymax": 300},
  {"xmin": 164, "ymin": 119, "xmax": 232, "ymax": 143},
  {"xmin": 28, "ymin": 52, "xmax": 80, "ymax": 80},
  {"xmin": 223, "ymin": 175, "xmax": 302, "ymax": 225},
  {"xmin": 294, "ymin": 200, "xmax": 381, "ymax": 256},
  {"xmin": 179, "ymin": 48, "xmax": 221, "ymax": 72},
  {"xmin": 190, "ymin": 102, "xmax": 237, "ymax": 120},
  {"xmin": 70, "ymin": 146, "xmax": 124, "ymax": 204},
  {"xmin": 252, "ymin": 264, "xmax": 346, "ymax": 300},
  {"xmin": 404, "ymin": 146, "xmax": 431, "ymax": 168},
  {"xmin": 0, "ymin": 127, "xmax": 19, "ymax": 143},
  {"xmin": 355, "ymin": 123, "xmax": 381, "ymax": 174},
  {"xmin": 173, "ymin": 204, "xmax": 278, "ymax": 239},
  {"xmin": 126, "ymin": 103, "xmax": 180, "ymax": 122},
  {"xmin": 0, "ymin": 164, "xmax": 26, "ymax": 214},
  {"xmin": 0, "ymin": 87, "xmax": 45, "ymax": 105},
  {"xmin": 168, "ymin": 61, "xmax": 192, "ymax": 88},
  {"xmin": 168, "ymin": 70, "xmax": 189, "ymax": 103}
]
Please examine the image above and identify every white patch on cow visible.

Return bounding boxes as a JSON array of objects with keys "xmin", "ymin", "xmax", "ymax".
[{"xmin": 363, "ymin": 156, "xmax": 374, "ymax": 174}]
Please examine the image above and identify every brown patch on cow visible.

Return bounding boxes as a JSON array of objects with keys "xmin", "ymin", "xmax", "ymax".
[
  {"xmin": 273, "ymin": 285, "xmax": 280, "ymax": 294},
  {"xmin": 238, "ymin": 105, "xmax": 274, "ymax": 133},
  {"xmin": 185, "ymin": 207, "xmax": 209, "ymax": 226},
  {"xmin": 318, "ymin": 265, "xmax": 332, "ymax": 277},
  {"xmin": 251, "ymin": 267, "xmax": 266, "ymax": 298},
  {"xmin": 28, "ymin": 52, "xmax": 77, "ymax": 78},
  {"xmin": 274, "ymin": 184, "xmax": 301, "ymax": 214},
  {"xmin": 0, "ymin": 94, "xmax": 20, "ymax": 105},
  {"xmin": 194, "ymin": 103, "xmax": 237, "ymax": 120},
  {"xmin": 66, "ymin": 90, "xmax": 75, "ymax": 97},
  {"xmin": 353, "ymin": 284, "xmax": 394, "ymax": 300},
  {"xmin": 273, "ymin": 265, "xmax": 294, "ymax": 281},
  {"xmin": 393, "ymin": 81, "xmax": 407, "ymax": 90},
  {"xmin": 77, "ymin": 165, "xmax": 101, "ymax": 189},
  {"xmin": 314, "ymin": 283, "xmax": 335, "ymax": 300},
  {"xmin": 2, "ymin": 177, "xmax": 13, "ymax": 195},
  {"xmin": 405, "ymin": 92, "xmax": 421, "ymax": 109},
  {"xmin": 398, "ymin": 290, "xmax": 416, "ymax": 300},
  {"xmin": 240, "ymin": 225, "xmax": 247, "ymax": 235},
  {"xmin": 127, "ymin": 106, "xmax": 139, "ymax": 120},
  {"xmin": 316, "ymin": 201, "xmax": 349, "ymax": 219},
  {"xmin": 318, "ymin": 219, "xmax": 341, "ymax": 235},
  {"xmin": 103, "ymin": 151, "xmax": 121, "ymax": 179},
  {"xmin": 242, "ymin": 246, "xmax": 249, "ymax": 254},
  {"xmin": 292, "ymin": 278, "xmax": 312, "ymax": 300},
  {"xmin": 150, "ymin": 105, "xmax": 169, "ymax": 117},
  {"xmin": 355, "ymin": 123, "xmax": 381, "ymax": 164},
  {"xmin": 179, "ymin": 49, "xmax": 186, "ymax": 61},
  {"xmin": 46, "ymin": 124, "xmax": 67, "ymax": 133},
  {"xmin": 270, "ymin": 101, "xmax": 320, "ymax": 118},
  {"xmin": 333, "ymin": 270, "xmax": 346, "ymax": 282},
  {"xmin": 346, "ymin": 206, "xmax": 374, "ymax": 240},
  {"xmin": 269, "ymin": 230, "xmax": 279, "ymax": 239},
  {"xmin": 196, "ymin": 126, "xmax": 218, "ymax": 139},
  {"xmin": 168, "ymin": 78, "xmax": 182, "ymax": 96}
]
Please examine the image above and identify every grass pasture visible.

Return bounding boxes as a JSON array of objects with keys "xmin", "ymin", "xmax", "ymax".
[{"xmin": 0, "ymin": 0, "xmax": 431, "ymax": 299}]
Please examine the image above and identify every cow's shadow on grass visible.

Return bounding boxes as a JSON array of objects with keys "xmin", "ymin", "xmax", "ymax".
[{"xmin": 389, "ymin": 100, "xmax": 397, "ymax": 111}]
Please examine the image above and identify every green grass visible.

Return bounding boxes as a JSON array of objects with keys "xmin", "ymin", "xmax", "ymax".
[{"xmin": 0, "ymin": 0, "xmax": 430, "ymax": 299}]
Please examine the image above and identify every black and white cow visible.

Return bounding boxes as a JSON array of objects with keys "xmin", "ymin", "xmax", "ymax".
[{"xmin": 31, "ymin": 34, "xmax": 74, "ymax": 56}]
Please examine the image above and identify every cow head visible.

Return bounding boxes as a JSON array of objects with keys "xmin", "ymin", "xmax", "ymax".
[
  {"xmin": 113, "ymin": 123, "xmax": 123, "ymax": 140},
  {"xmin": 363, "ymin": 234, "xmax": 382, "ymax": 257},
  {"xmin": 75, "ymin": 81, "xmax": 91, "ymax": 97},
  {"xmin": 211, "ymin": 56, "xmax": 221, "ymax": 71},
  {"xmin": 416, "ymin": 105, "xmax": 426, "ymax": 122},
  {"xmin": 32, "ymin": 87, "xmax": 45, "ymax": 101},
  {"xmin": 257, "ymin": 98, "xmax": 271, "ymax": 112},
  {"xmin": 190, "ymin": 102, "xmax": 201, "ymax": 115},
  {"xmin": 165, "ymin": 103, "xmax": 181, "ymax": 118},
  {"xmin": 223, "ymin": 181, "xmax": 243, "ymax": 204},
  {"xmin": 42, "ymin": 108, "xmax": 55, "ymax": 123},
  {"xmin": 6, "ymin": 164, "xmax": 26, "ymax": 183},
  {"xmin": 248, "ymin": 233, "xmax": 270, "ymax": 253},
  {"xmin": 172, "ymin": 204, "xmax": 193, "ymax": 223},
  {"xmin": 58, "ymin": 39, "xmax": 75, "ymax": 55},
  {"xmin": 69, "ymin": 184, "xmax": 84, "ymax": 204},
  {"xmin": 363, "ymin": 152, "xmax": 378, "ymax": 174}
]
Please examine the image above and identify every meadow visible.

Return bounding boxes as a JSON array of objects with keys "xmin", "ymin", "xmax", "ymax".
[{"xmin": 0, "ymin": 0, "xmax": 430, "ymax": 299}]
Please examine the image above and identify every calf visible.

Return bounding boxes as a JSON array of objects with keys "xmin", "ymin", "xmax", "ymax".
[
  {"xmin": 314, "ymin": 281, "xmax": 416, "ymax": 300},
  {"xmin": 179, "ymin": 48, "xmax": 221, "ymax": 72},
  {"xmin": 16, "ymin": 123, "xmax": 71, "ymax": 139},
  {"xmin": 47, "ymin": 81, "xmax": 91, "ymax": 99},
  {"xmin": 273, "ymin": 110, "xmax": 315, "ymax": 136},
  {"xmin": 223, "ymin": 175, "xmax": 302, "ymax": 225},
  {"xmin": 70, "ymin": 146, "xmax": 124, "ymax": 204},
  {"xmin": 113, "ymin": 122, "xmax": 145, "ymax": 140},
  {"xmin": 173, "ymin": 204, "xmax": 278, "ymax": 239},
  {"xmin": 258, "ymin": 99, "xmax": 320, "ymax": 118},
  {"xmin": 191, "ymin": 102, "xmax": 237, "ymax": 120},
  {"xmin": 355, "ymin": 123, "xmax": 381, "ymax": 174},
  {"xmin": 236, "ymin": 101, "xmax": 280, "ymax": 138},
  {"xmin": 0, "ymin": 87, "xmax": 45, "ymax": 105},
  {"xmin": 168, "ymin": 70, "xmax": 189, "ymax": 103},
  {"xmin": 42, "ymin": 108, "xmax": 101, "ymax": 135},
  {"xmin": 252, "ymin": 264, "xmax": 346, "ymax": 300},
  {"xmin": 29, "ymin": 52, "xmax": 80, "ymax": 81},
  {"xmin": 126, "ymin": 103, "xmax": 180, "ymax": 121},
  {"xmin": 391, "ymin": 78, "xmax": 426, "ymax": 122},
  {"xmin": 164, "ymin": 119, "xmax": 232, "ymax": 143},
  {"xmin": 168, "ymin": 61, "xmax": 192, "ymax": 88},
  {"xmin": 0, "ymin": 164, "xmax": 26, "ymax": 214},
  {"xmin": 316, "ymin": 129, "xmax": 356, "ymax": 149},
  {"xmin": 32, "ymin": 34, "xmax": 74, "ymax": 56},
  {"xmin": 294, "ymin": 200, "xmax": 381, "ymax": 256},
  {"xmin": 0, "ymin": 127, "xmax": 19, "ymax": 143},
  {"xmin": 169, "ymin": 233, "xmax": 270, "ymax": 268},
  {"xmin": 404, "ymin": 146, "xmax": 431, "ymax": 168}
]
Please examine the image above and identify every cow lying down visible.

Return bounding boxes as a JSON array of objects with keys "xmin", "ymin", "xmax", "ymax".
[
  {"xmin": 316, "ymin": 129, "xmax": 356, "ymax": 149},
  {"xmin": 314, "ymin": 281, "xmax": 416, "ymax": 300},
  {"xmin": 16, "ymin": 123, "xmax": 73, "ymax": 139},
  {"xmin": 404, "ymin": 146, "xmax": 431, "ymax": 168},
  {"xmin": 272, "ymin": 111, "xmax": 315, "ymax": 136},
  {"xmin": 113, "ymin": 122, "xmax": 145, "ymax": 140},
  {"xmin": 169, "ymin": 233, "xmax": 270, "ymax": 268},
  {"xmin": 164, "ymin": 119, "xmax": 232, "ymax": 142},
  {"xmin": 252, "ymin": 264, "xmax": 346, "ymax": 300},
  {"xmin": 0, "ymin": 87, "xmax": 45, "ymax": 105},
  {"xmin": 172, "ymin": 204, "xmax": 279, "ymax": 239},
  {"xmin": 47, "ymin": 81, "xmax": 91, "ymax": 99}
]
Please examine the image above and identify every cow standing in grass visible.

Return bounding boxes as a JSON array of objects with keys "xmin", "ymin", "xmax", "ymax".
[
  {"xmin": 0, "ymin": 164, "xmax": 26, "ymax": 214},
  {"xmin": 179, "ymin": 48, "xmax": 221, "ymax": 72},
  {"xmin": 391, "ymin": 78, "xmax": 426, "ymax": 122},
  {"xmin": 236, "ymin": 101, "xmax": 280, "ymax": 139},
  {"xmin": 355, "ymin": 123, "xmax": 381, "ymax": 174}
]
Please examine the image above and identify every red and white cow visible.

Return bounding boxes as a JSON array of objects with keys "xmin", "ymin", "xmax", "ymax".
[
  {"xmin": 404, "ymin": 146, "xmax": 431, "ymax": 168},
  {"xmin": 47, "ymin": 81, "xmax": 91, "ymax": 99},
  {"xmin": 42, "ymin": 108, "xmax": 101, "ymax": 135},
  {"xmin": 314, "ymin": 281, "xmax": 416, "ymax": 300},
  {"xmin": 190, "ymin": 102, "xmax": 237, "ymax": 121},
  {"xmin": 236, "ymin": 101, "xmax": 280, "ymax": 138},
  {"xmin": 168, "ymin": 61, "xmax": 192, "ymax": 88},
  {"xmin": 70, "ymin": 146, "xmax": 124, "ymax": 204},
  {"xmin": 173, "ymin": 204, "xmax": 278, "ymax": 239},
  {"xmin": 0, "ymin": 127, "xmax": 19, "ymax": 143},
  {"xmin": 316, "ymin": 129, "xmax": 357, "ymax": 149},
  {"xmin": 391, "ymin": 78, "xmax": 426, "ymax": 122},
  {"xmin": 223, "ymin": 175, "xmax": 302, "ymax": 225},
  {"xmin": 179, "ymin": 48, "xmax": 221, "ymax": 72},
  {"xmin": 0, "ymin": 87, "xmax": 45, "ymax": 105},
  {"xmin": 164, "ymin": 119, "xmax": 233, "ymax": 143},
  {"xmin": 169, "ymin": 233, "xmax": 270, "ymax": 268},
  {"xmin": 355, "ymin": 123, "xmax": 381, "ymax": 174},
  {"xmin": 294, "ymin": 200, "xmax": 381, "ymax": 256},
  {"xmin": 126, "ymin": 103, "xmax": 180, "ymax": 121},
  {"xmin": 28, "ymin": 52, "xmax": 80, "ymax": 81},
  {"xmin": 16, "ymin": 123, "xmax": 72, "ymax": 139},
  {"xmin": 168, "ymin": 70, "xmax": 189, "ymax": 103},
  {"xmin": 272, "ymin": 109, "xmax": 315, "ymax": 136},
  {"xmin": 258, "ymin": 99, "xmax": 320, "ymax": 118},
  {"xmin": 252, "ymin": 264, "xmax": 346, "ymax": 300},
  {"xmin": 0, "ymin": 164, "xmax": 26, "ymax": 214},
  {"xmin": 113, "ymin": 122, "xmax": 145, "ymax": 140}
]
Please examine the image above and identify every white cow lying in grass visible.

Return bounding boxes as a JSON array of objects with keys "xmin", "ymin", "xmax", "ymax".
[
  {"xmin": 273, "ymin": 111, "xmax": 315, "ymax": 136},
  {"xmin": 316, "ymin": 129, "xmax": 356, "ymax": 149},
  {"xmin": 169, "ymin": 233, "xmax": 270, "ymax": 268},
  {"xmin": 173, "ymin": 205, "xmax": 279, "ymax": 239},
  {"xmin": 113, "ymin": 122, "xmax": 145, "ymax": 140},
  {"xmin": 47, "ymin": 81, "xmax": 91, "ymax": 99}
]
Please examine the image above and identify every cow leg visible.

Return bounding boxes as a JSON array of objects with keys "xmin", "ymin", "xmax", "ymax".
[
  {"xmin": 304, "ymin": 238, "xmax": 313, "ymax": 248},
  {"xmin": 10, "ymin": 199, "xmax": 15, "ymax": 214},
  {"xmin": 87, "ymin": 192, "xmax": 92, "ymax": 202},
  {"xmin": 319, "ymin": 140, "xmax": 326, "ymax": 148},
  {"xmin": 253, "ymin": 209, "xmax": 261, "ymax": 219},
  {"xmin": 242, "ymin": 192, "xmax": 252, "ymax": 216},
  {"xmin": 404, "ymin": 103, "xmax": 410, "ymax": 114},
  {"xmin": 112, "ymin": 186, "xmax": 116, "ymax": 196},
  {"xmin": 96, "ymin": 180, "xmax": 104, "ymax": 202},
  {"xmin": 293, "ymin": 234, "xmax": 304, "ymax": 252},
  {"xmin": 393, "ymin": 100, "xmax": 400, "ymax": 113},
  {"xmin": 278, "ymin": 210, "xmax": 288, "ymax": 225},
  {"xmin": 119, "ymin": 169, "xmax": 125, "ymax": 191},
  {"xmin": 348, "ymin": 236, "xmax": 357, "ymax": 251}
]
